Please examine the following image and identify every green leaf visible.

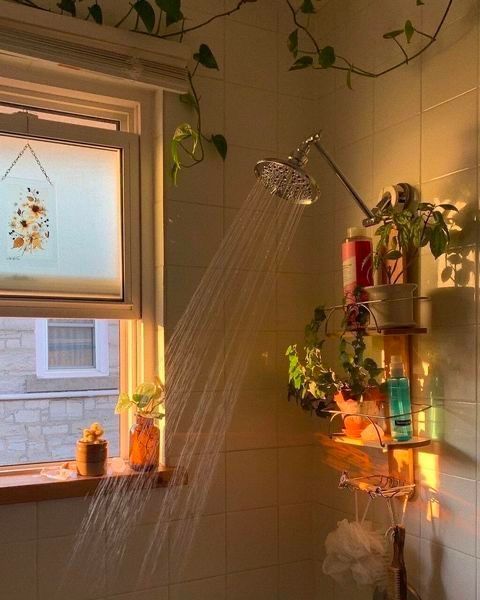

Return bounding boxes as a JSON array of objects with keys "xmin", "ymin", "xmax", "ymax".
[
  {"xmin": 404, "ymin": 20, "xmax": 415, "ymax": 43},
  {"xmin": 429, "ymin": 226, "xmax": 448, "ymax": 258},
  {"xmin": 57, "ymin": 0, "xmax": 76, "ymax": 15},
  {"xmin": 300, "ymin": 0, "xmax": 315, "ymax": 14},
  {"xmin": 319, "ymin": 46, "xmax": 336, "ymax": 68},
  {"xmin": 384, "ymin": 250, "xmax": 402, "ymax": 260},
  {"xmin": 156, "ymin": 0, "xmax": 183, "ymax": 26},
  {"xmin": 179, "ymin": 92, "xmax": 199, "ymax": 111},
  {"xmin": 211, "ymin": 134, "xmax": 227, "ymax": 160},
  {"xmin": 193, "ymin": 44, "xmax": 219, "ymax": 70},
  {"xmin": 88, "ymin": 4, "xmax": 103, "ymax": 23},
  {"xmin": 134, "ymin": 0, "xmax": 156, "ymax": 32},
  {"xmin": 289, "ymin": 55, "xmax": 313, "ymax": 70},
  {"xmin": 288, "ymin": 29, "xmax": 299, "ymax": 58},
  {"xmin": 438, "ymin": 203, "xmax": 458, "ymax": 212},
  {"xmin": 383, "ymin": 29, "xmax": 404, "ymax": 39},
  {"xmin": 417, "ymin": 202, "xmax": 434, "ymax": 211}
]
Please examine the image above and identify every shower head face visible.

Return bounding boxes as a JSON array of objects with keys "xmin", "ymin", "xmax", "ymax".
[{"xmin": 254, "ymin": 158, "xmax": 319, "ymax": 205}]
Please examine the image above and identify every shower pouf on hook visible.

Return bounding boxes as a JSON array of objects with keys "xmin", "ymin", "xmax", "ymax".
[{"xmin": 322, "ymin": 519, "xmax": 387, "ymax": 588}]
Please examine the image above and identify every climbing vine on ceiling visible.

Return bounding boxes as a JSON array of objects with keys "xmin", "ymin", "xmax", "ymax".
[{"xmin": 12, "ymin": 0, "xmax": 454, "ymax": 183}]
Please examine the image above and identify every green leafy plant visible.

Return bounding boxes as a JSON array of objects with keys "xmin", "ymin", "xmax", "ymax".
[
  {"xmin": 372, "ymin": 201, "xmax": 458, "ymax": 285},
  {"xmin": 115, "ymin": 377, "xmax": 165, "ymax": 419},
  {"xmin": 13, "ymin": 0, "xmax": 454, "ymax": 180},
  {"xmin": 286, "ymin": 296, "xmax": 384, "ymax": 416}
]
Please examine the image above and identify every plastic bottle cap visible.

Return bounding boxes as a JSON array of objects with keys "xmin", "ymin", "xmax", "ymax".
[
  {"xmin": 390, "ymin": 355, "xmax": 405, "ymax": 377},
  {"xmin": 347, "ymin": 226, "xmax": 369, "ymax": 239}
]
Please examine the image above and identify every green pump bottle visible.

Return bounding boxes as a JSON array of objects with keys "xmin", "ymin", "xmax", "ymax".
[{"xmin": 387, "ymin": 355, "xmax": 413, "ymax": 442}]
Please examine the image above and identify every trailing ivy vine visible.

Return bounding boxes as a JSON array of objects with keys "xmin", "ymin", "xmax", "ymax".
[{"xmin": 11, "ymin": 0, "xmax": 454, "ymax": 182}]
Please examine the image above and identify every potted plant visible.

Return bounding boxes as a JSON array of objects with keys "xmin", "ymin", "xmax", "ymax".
[
  {"xmin": 366, "ymin": 201, "xmax": 458, "ymax": 329},
  {"xmin": 287, "ymin": 303, "xmax": 384, "ymax": 438},
  {"xmin": 76, "ymin": 422, "xmax": 108, "ymax": 477},
  {"xmin": 115, "ymin": 377, "xmax": 165, "ymax": 472}
]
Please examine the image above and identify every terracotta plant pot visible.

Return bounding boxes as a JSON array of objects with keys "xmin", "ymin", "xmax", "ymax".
[
  {"xmin": 129, "ymin": 415, "xmax": 160, "ymax": 472},
  {"xmin": 76, "ymin": 440, "xmax": 108, "ymax": 477},
  {"xmin": 365, "ymin": 283, "xmax": 417, "ymax": 330}
]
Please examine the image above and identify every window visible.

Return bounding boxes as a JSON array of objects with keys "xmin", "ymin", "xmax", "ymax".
[
  {"xmin": 0, "ymin": 317, "xmax": 120, "ymax": 467},
  {"xmin": 0, "ymin": 99, "xmax": 140, "ymax": 468},
  {"xmin": 35, "ymin": 319, "xmax": 109, "ymax": 378},
  {"xmin": 0, "ymin": 105, "xmax": 140, "ymax": 316}
]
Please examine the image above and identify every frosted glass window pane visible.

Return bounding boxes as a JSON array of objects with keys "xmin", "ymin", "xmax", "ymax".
[
  {"xmin": 0, "ymin": 134, "xmax": 123, "ymax": 299},
  {"xmin": 48, "ymin": 321, "xmax": 96, "ymax": 369}
]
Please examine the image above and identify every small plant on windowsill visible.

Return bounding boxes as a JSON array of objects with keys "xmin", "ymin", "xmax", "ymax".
[
  {"xmin": 115, "ymin": 377, "xmax": 165, "ymax": 472},
  {"xmin": 286, "ymin": 296, "xmax": 384, "ymax": 438},
  {"xmin": 76, "ymin": 421, "xmax": 108, "ymax": 477},
  {"xmin": 366, "ymin": 200, "xmax": 458, "ymax": 329}
]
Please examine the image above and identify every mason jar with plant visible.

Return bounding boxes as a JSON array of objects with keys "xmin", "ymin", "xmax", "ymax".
[
  {"xmin": 115, "ymin": 377, "xmax": 165, "ymax": 472},
  {"xmin": 286, "ymin": 301, "xmax": 384, "ymax": 438},
  {"xmin": 366, "ymin": 200, "xmax": 458, "ymax": 329}
]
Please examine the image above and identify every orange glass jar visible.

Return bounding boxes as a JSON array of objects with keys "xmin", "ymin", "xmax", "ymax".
[{"xmin": 129, "ymin": 415, "xmax": 160, "ymax": 472}]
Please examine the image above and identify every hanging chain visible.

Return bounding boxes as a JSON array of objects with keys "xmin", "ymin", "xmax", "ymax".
[{"xmin": 1, "ymin": 142, "xmax": 53, "ymax": 185}]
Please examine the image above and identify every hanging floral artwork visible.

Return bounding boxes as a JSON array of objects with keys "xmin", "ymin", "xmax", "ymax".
[
  {"xmin": 0, "ymin": 177, "xmax": 57, "ymax": 269},
  {"xmin": 9, "ymin": 186, "xmax": 50, "ymax": 255}
]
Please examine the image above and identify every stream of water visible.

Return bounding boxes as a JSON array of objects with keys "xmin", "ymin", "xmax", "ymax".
[{"xmin": 67, "ymin": 175, "xmax": 307, "ymax": 596}]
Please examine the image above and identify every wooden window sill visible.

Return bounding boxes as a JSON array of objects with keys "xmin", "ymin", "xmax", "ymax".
[{"xmin": 0, "ymin": 461, "xmax": 180, "ymax": 505}]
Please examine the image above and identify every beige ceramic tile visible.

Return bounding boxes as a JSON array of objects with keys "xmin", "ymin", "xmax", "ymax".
[
  {"xmin": 226, "ymin": 390, "xmax": 277, "ymax": 451},
  {"xmin": 225, "ymin": 21, "xmax": 278, "ymax": 91},
  {"xmin": 420, "ymin": 470, "xmax": 476, "ymax": 556},
  {"xmin": 106, "ymin": 523, "xmax": 168, "ymax": 595},
  {"xmin": 169, "ymin": 514, "xmax": 226, "ymax": 583},
  {"xmin": 166, "ymin": 201, "xmax": 223, "ymax": 268},
  {"xmin": 0, "ymin": 541, "xmax": 36, "ymax": 600},
  {"xmin": 107, "ymin": 588, "xmax": 169, "ymax": 600},
  {"xmin": 279, "ymin": 503, "xmax": 313, "ymax": 563},
  {"xmin": 334, "ymin": 79, "xmax": 374, "ymax": 148},
  {"xmin": 38, "ymin": 534, "xmax": 105, "ymax": 600},
  {"xmin": 170, "ymin": 452, "xmax": 225, "ymax": 519},
  {"xmin": 374, "ymin": 61, "xmax": 421, "ymax": 132},
  {"xmin": 227, "ymin": 507, "xmax": 278, "ymax": 571},
  {"xmin": 335, "ymin": 136, "xmax": 374, "ymax": 211},
  {"xmin": 411, "ymin": 326, "xmax": 476, "ymax": 402},
  {"xmin": 170, "ymin": 576, "xmax": 226, "ymax": 600},
  {"xmin": 225, "ymin": 84, "xmax": 277, "ymax": 151},
  {"xmin": 422, "ymin": 17, "xmax": 478, "ymax": 110},
  {"xmin": 37, "ymin": 496, "xmax": 95, "ymax": 540},
  {"xmin": 224, "ymin": 144, "xmax": 269, "ymax": 209},
  {"xmin": 226, "ymin": 566, "xmax": 278, "ymax": 600},
  {"xmin": 226, "ymin": 448, "xmax": 277, "ymax": 512},
  {"xmin": 373, "ymin": 116, "xmax": 421, "ymax": 193},
  {"xmin": 229, "ymin": 0, "xmax": 278, "ymax": 31},
  {"xmin": 0, "ymin": 502, "xmax": 36, "ymax": 542},
  {"xmin": 419, "ymin": 538, "xmax": 476, "ymax": 600},
  {"xmin": 278, "ymin": 445, "xmax": 313, "ymax": 505},
  {"xmin": 278, "ymin": 560, "xmax": 315, "ymax": 600},
  {"xmin": 421, "ymin": 89, "xmax": 478, "ymax": 182}
]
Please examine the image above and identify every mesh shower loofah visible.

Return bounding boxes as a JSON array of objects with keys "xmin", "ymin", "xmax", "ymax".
[{"xmin": 323, "ymin": 518, "xmax": 388, "ymax": 588}]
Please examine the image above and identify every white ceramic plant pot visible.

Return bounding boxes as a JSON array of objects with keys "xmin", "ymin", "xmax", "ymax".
[{"xmin": 365, "ymin": 283, "xmax": 417, "ymax": 330}]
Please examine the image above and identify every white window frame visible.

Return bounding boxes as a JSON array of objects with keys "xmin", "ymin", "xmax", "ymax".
[
  {"xmin": 0, "ymin": 109, "xmax": 141, "ymax": 319},
  {"xmin": 35, "ymin": 319, "xmax": 110, "ymax": 379},
  {"xmin": 0, "ymin": 47, "xmax": 167, "ymax": 466}
]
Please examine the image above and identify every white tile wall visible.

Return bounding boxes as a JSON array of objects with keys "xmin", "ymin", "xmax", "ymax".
[{"xmin": 312, "ymin": 2, "xmax": 480, "ymax": 599}]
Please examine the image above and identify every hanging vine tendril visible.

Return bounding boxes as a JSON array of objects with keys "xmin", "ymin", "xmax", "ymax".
[{"xmin": 11, "ymin": 0, "xmax": 455, "ymax": 182}]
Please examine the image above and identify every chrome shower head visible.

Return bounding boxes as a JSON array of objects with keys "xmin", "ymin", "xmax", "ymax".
[{"xmin": 254, "ymin": 157, "xmax": 319, "ymax": 205}]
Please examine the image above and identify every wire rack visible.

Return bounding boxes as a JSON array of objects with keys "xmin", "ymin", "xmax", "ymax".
[{"xmin": 339, "ymin": 471, "xmax": 415, "ymax": 499}]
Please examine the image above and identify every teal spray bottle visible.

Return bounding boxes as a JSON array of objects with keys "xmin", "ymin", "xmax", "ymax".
[{"xmin": 387, "ymin": 355, "xmax": 412, "ymax": 442}]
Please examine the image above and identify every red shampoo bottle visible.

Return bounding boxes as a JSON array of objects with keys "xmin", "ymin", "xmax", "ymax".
[{"xmin": 342, "ymin": 227, "xmax": 373, "ymax": 301}]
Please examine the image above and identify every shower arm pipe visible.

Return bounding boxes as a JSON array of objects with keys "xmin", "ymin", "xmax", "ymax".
[{"xmin": 313, "ymin": 140, "xmax": 374, "ymax": 221}]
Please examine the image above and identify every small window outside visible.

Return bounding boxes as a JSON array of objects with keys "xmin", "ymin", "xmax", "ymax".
[{"xmin": 36, "ymin": 319, "xmax": 109, "ymax": 378}]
